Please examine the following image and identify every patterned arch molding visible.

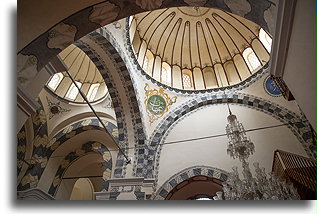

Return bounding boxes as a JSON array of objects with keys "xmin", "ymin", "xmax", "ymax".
[
  {"xmin": 152, "ymin": 165, "xmax": 229, "ymax": 200},
  {"xmin": 17, "ymin": 100, "xmax": 48, "ymax": 178},
  {"xmin": 17, "ymin": 126, "xmax": 27, "ymax": 176},
  {"xmin": 17, "ymin": 118, "xmax": 118, "ymax": 191},
  {"xmin": 75, "ymin": 32, "xmax": 147, "ymax": 178},
  {"xmin": 124, "ymin": 18, "xmax": 270, "ymax": 95},
  {"xmin": 17, "ymin": 0, "xmax": 276, "ymax": 87},
  {"xmin": 93, "ymin": 28, "xmax": 152, "ymax": 177},
  {"xmin": 75, "ymin": 39, "xmax": 131, "ymax": 179},
  {"xmin": 138, "ymin": 93, "xmax": 315, "ymax": 179},
  {"xmin": 48, "ymin": 141, "xmax": 112, "ymax": 197}
]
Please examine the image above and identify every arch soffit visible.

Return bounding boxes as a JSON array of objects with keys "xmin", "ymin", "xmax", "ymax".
[
  {"xmin": 152, "ymin": 165, "xmax": 229, "ymax": 200},
  {"xmin": 75, "ymin": 33, "xmax": 145, "ymax": 145},
  {"xmin": 75, "ymin": 33, "xmax": 147, "ymax": 177},
  {"xmin": 17, "ymin": 118, "xmax": 118, "ymax": 191},
  {"xmin": 48, "ymin": 141, "xmax": 112, "ymax": 197}
]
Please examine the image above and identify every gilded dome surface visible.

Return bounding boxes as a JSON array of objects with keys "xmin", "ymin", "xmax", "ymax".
[
  {"xmin": 129, "ymin": 7, "xmax": 272, "ymax": 90},
  {"xmin": 46, "ymin": 44, "xmax": 108, "ymax": 103}
]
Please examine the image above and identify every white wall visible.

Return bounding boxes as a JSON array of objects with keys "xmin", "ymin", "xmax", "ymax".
[{"xmin": 157, "ymin": 104, "xmax": 308, "ymax": 187}]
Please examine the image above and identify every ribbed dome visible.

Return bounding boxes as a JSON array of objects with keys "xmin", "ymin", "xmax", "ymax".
[
  {"xmin": 129, "ymin": 7, "xmax": 272, "ymax": 90},
  {"xmin": 46, "ymin": 44, "xmax": 108, "ymax": 103}
]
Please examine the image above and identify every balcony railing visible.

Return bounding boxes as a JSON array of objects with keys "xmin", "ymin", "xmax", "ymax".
[{"xmin": 272, "ymin": 149, "xmax": 316, "ymax": 199}]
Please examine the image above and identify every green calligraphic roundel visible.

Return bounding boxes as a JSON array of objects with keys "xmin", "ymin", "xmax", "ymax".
[{"xmin": 147, "ymin": 95, "xmax": 167, "ymax": 115}]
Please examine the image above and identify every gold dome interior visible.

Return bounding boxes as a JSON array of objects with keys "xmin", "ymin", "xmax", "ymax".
[
  {"xmin": 129, "ymin": 7, "xmax": 272, "ymax": 90},
  {"xmin": 46, "ymin": 44, "xmax": 108, "ymax": 103}
]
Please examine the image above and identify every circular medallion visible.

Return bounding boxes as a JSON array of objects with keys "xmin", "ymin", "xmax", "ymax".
[
  {"xmin": 50, "ymin": 105, "xmax": 60, "ymax": 114},
  {"xmin": 147, "ymin": 95, "xmax": 167, "ymax": 115},
  {"xmin": 264, "ymin": 76, "xmax": 281, "ymax": 96}
]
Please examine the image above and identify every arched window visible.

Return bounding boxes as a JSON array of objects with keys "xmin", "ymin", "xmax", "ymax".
[
  {"xmin": 143, "ymin": 56, "xmax": 149, "ymax": 71},
  {"xmin": 259, "ymin": 28, "xmax": 272, "ymax": 52},
  {"xmin": 243, "ymin": 48, "xmax": 261, "ymax": 71},
  {"xmin": 87, "ymin": 83, "xmax": 100, "ymax": 102},
  {"xmin": 161, "ymin": 62, "xmax": 171, "ymax": 85},
  {"xmin": 65, "ymin": 81, "xmax": 82, "ymax": 100},
  {"xmin": 182, "ymin": 73, "xmax": 192, "ymax": 89},
  {"xmin": 47, "ymin": 73, "xmax": 63, "ymax": 91}
]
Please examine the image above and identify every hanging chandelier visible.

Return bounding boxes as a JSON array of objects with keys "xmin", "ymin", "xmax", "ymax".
[{"xmin": 214, "ymin": 110, "xmax": 300, "ymax": 200}]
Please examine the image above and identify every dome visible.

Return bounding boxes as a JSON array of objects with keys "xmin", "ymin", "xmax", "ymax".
[
  {"xmin": 129, "ymin": 7, "xmax": 272, "ymax": 90},
  {"xmin": 45, "ymin": 44, "xmax": 108, "ymax": 103}
]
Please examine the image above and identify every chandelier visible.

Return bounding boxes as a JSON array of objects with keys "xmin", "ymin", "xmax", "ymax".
[{"xmin": 214, "ymin": 109, "xmax": 300, "ymax": 200}]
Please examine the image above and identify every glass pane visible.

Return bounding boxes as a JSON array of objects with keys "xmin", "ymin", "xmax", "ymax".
[
  {"xmin": 47, "ymin": 73, "xmax": 63, "ymax": 91},
  {"xmin": 182, "ymin": 74, "xmax": 192, "ymax": 89},
  {"xmin": 66, "ymin": 81, "xmax": 82, "ymax": 100}
]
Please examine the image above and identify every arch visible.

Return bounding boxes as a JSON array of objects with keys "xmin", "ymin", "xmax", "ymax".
[
  {"xmin": 17, "ymin": 100, "xmax": 48, "ymax": 187},
  {"xmin": 76, "ymin": 31, "xmax": 147, "ymax": 177},
  {"xmin": 69, "ymin": 178, "xmax": 95, "ymax": 200},
  {"xmin": 152, "ymin": 165, "xmax": 228, "ymax": 200},
  {"xmin": 17, "ymin": 118, "xmax": 118, "ymax": 191},
  {"xmin": 17, "ymin": 1, "xmax": 276, "ymax": 89},
  {"xmin": 48, "ymin": 141, "xmax": 112, "ymax": 197},
  {"xmin": 135, "ymin": 93, "xmax": 315, "ymax": 179}
]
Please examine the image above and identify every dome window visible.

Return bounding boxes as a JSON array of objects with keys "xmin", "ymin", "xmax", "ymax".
[
  {"xmin": 65, "ymin": 81, "xmax": 82, "ymax": 100},
  {"xmin": 47, "ymin": 73, "xmax": 63, "ymax": 91}
]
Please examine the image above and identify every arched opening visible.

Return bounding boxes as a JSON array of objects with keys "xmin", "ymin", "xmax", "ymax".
[
  {"xmin": 165, "ymin": 175, "xmax": 223, "ymax": 200},
  {"xmin": 69, "ymin": 178, "xmax": 95, "ymax": 200}
]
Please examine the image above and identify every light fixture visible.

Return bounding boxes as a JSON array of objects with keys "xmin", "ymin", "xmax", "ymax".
[{"xmin": 214, "ymin": 108, "xmax": 300, "ymax": 200}]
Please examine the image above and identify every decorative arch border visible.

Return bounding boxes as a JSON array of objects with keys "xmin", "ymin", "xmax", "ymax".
[
  {"xmin": 17, "ymin": 100, "xmax": 48, "ymax": 180},
  {"xmin": 17, "ymin": 118, "xmax": 118, "ymax": 191},
  {"xmin": 75, "ymin": 32, "xmax": 147, "ymax": 178},
  {"xmin": 152, "ymin": 165, "xmax": 229, "ymax": 200},
  {"xmin": 124, "ymin": 18, "xmax": 270, "ymax": 95},
  {"xmin": 17, "ymin": 0, "xmax": 276, "ymax": 88},
  {"xmin": 139, "ymin": 93, "xmax": 315, "ymax": 179},
  {"xmin": 48, "ymin": 141, "xmax": 112, "ymax": 197}
]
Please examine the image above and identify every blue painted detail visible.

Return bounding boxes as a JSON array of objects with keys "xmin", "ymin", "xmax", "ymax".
[{"xmin": 264, "ymin": 76, "xmax": 281, "ymax": 96}]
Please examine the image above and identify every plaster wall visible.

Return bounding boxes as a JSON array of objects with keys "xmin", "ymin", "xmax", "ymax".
[
  {"xmin": 157, "ymin": 104, "xmax": 308, "ymax": 188},
  {"xmin": 282, "ymin": 0, "xmax": 316, "ymax": 130},
  {"xmin": 241, "ymin": 73, "xmax": 301, "ymax": 115},
  {"xmin": 38, "ymin": 82, "xmax": 116, "ymax": 137}
]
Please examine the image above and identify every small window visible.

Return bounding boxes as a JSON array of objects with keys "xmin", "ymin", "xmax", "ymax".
[
  {"xmin": 65, "ymin": 81, "xmax": 82, "ymax": 100},
  {"xmin": 243, "ymin": 48, "xmax": 261, "ymax": 71},
  {"xmin": 47, "ymin": 73, "xmax": 63, "ymax": 91},
  {"xmin": 259, "ymin": 28, "xmax": 272, "ymax": 52},
  {"xmin": 87, "ymin": 83, "xmax": 100, "ymax": 102},
  {"xmin": 143, "ymin": 56, "xmax": 149, "ymax": 71},
  {"xmin": 161, "ymin": 62, "xmax": 171, "ymax": 85},
  {"xmin": 182, "ymin": 73, "xmax": 192, "ymax": 89}
]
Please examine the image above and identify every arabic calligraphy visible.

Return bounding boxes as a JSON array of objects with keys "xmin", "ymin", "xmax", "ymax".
[
  {"xmin": 264, "ymin": 76, "xmax": 281, "ymax": 96},
  {"xmin": 144, "ymin": 83, "xmax": 177, "ymax": 124},
  {"xmin": 147, "ymin": 95, "xmax": 167, "ymax": 115}
]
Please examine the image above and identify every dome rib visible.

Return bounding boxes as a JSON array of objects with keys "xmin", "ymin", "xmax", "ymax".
[{"xmin": 129, "ymin": 6, "xmax": 272, "ymax": 90}]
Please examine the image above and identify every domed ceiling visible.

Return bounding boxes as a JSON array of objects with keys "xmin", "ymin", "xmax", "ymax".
[
  {"xmin": 46, "ymin": 44, "xmax": 108, "ymax": 103},
  {"xmin": 129, "ymin": 7, "xmax": 272, "ymax": 90}
]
